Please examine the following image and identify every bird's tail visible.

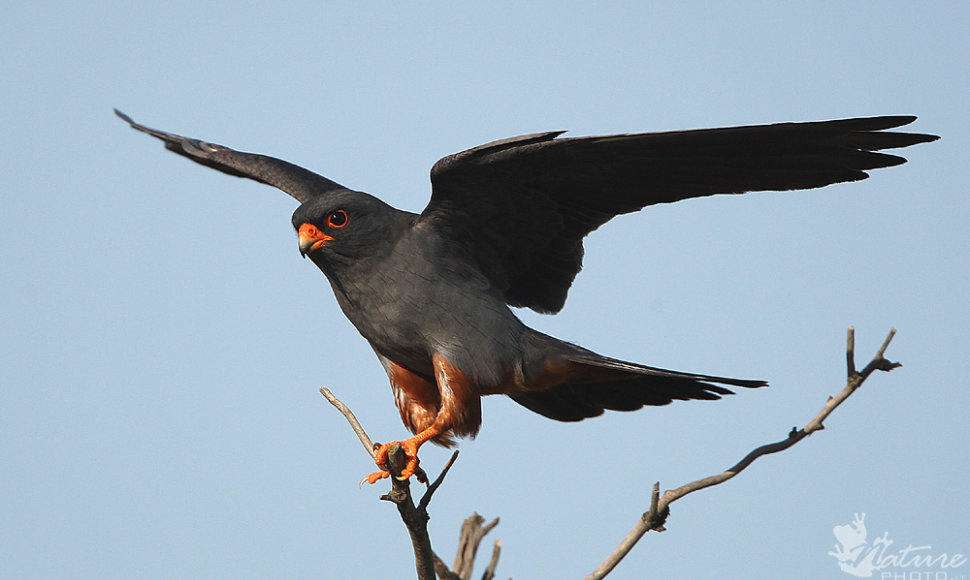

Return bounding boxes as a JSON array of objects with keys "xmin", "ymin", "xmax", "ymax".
[{"xmin": 510, "ymin": 340, "xmax": 767, "ymax": 422}]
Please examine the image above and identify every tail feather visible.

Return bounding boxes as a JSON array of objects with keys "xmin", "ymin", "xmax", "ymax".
[
  {"xmin": 568, "ymin": 352, "xmax": 768, "ymax": 389},
  {"xmin": 510, "ymin": 351, "xmax": 766, "ymax": 422}
]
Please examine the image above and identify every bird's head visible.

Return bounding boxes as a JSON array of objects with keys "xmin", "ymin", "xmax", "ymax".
[{"xmin": 291, "ymin": 189, "xmax": 405, "ymax": 269}]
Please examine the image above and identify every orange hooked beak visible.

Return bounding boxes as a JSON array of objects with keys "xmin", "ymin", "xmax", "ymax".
[{"xmin": 298, "ymin": 223, "xmax": 332, "ymax": 257}]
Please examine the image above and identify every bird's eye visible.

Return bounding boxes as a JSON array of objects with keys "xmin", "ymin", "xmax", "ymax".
[{"xmin": 326, "ymin": 210, "xmax": 348, "ymax": 228}]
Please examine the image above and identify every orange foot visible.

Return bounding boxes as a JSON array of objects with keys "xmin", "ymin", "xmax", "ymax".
[
  {"xmin": 362, "ymin": 425, "xmax": 443, "ymax": 485},
  {"xmin": 363, "ymin": 438, "xmax": 422, "ymax": 484}
]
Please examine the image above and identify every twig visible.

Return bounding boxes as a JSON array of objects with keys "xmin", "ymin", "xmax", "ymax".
[
  {"xmin": 320, "ymin": 386, "xmax": 375, "ymax": 456},
  {"xmin": 585, "ymin": 327, "xmax": 901, "ymax": 580},
  {"xmin": 429, "ymin": 511, "xmax": 502, "ymax": 580},
  {"xmin": 846, "ymin": 326, "xmax": 857, "ymax": 377},
  {"xmin": 482, "ymin": 540, "xmax": 502, "ymax": 580},
  {"xmin": 452, "ymin": 513, "xmax": 501, "ymax": 580},
  {"xmin": 419, "ymin": 450, "xmax": 460, "ymax": 512},
  {"xmin": 433, "ymin": 554, "xmax": 463, "ymax": 580}
]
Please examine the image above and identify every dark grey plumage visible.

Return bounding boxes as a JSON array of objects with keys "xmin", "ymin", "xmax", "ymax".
[{"xmin": 117, "ymin": 109, "xmax": 936, "ymax": 444}]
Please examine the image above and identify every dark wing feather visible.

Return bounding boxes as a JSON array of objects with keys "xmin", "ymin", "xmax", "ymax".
[
  {"xmin": 115, "ymin": 109, "xmax": 346, "ymax": 203},
  {"xmin": 421, "ymin": 116, "xmax": 938, "ymax": 313}
]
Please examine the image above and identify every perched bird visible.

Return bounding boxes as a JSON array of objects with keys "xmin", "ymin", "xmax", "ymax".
[{"xmin": 116, "ymin": 110, "xmax": 936, "ymax": 483}]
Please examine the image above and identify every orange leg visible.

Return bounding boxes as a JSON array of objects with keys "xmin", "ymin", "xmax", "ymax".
[
  {"xmin": 364, "ymin": 353, "xmax": 478, "ymax": 485},
  {"xmin": 363, "ymin": 423, "xmax": 444, "ymax": 484}
]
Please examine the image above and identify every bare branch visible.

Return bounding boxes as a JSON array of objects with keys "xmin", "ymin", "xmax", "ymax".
[
  {"xmin": 320, "ymin": 388, "xmax": 505, "ymax": 579},
  {"xmin": 377, "ymin": 445, "xmax": 436, "ymax": 580},
  {"xmin": 846, "ymin": 325, "xmax": 856, "ymax": 377},
  {"xmin": 453, "ymin": 513, "xmax": 501, "ymax": 580},
  {"xmin": 585, "ymin": 327, "xmax": 901, "ymax": 580},
  {"xmin": 418, "ymin": 450, "xmax": 460, "ymax": 512},
  {"xmin": 320, "ymin": 386, "xmax": 375, "ymax": 457},
  {"xmin": 433, "ymin": 554, "xmax": 463, "ymax": 580},
  {"xmin": 482, "ymin": 540, "xmax": 502, "ymax": 580},
  {"xmin": 320, "ymin": 388, "xmax": 463, "ymax": 580}
]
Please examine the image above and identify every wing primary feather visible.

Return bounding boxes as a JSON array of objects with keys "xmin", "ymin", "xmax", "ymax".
[
  {"xmin": 421, "ymin": 115, "xmax": 938, "ymax": 313},
  {"xmin": 115, "ymin": 109, "xmax": 346, "ymax": 203}
]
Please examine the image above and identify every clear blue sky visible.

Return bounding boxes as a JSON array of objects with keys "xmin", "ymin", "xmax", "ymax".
[{"xmin": 2, "ymin": 2, "xmax": 967, "ymax": 579}]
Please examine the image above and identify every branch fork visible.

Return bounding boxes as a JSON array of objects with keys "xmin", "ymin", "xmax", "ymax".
[{"xmin": 320, "ymin": 387, "xmax": 480, "ymax": 580}]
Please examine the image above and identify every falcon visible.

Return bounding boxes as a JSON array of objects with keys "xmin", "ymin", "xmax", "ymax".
[{"xmin": 117, "ymin": 110, "xmax": 936, "ymax": 483}]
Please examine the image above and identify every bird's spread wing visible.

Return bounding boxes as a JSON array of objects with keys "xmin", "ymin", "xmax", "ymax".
[
  {"xmin": 420, "ymin": 116, "xmax": 938, "ymax": 313},
  {"xmin": 115, "ymin": 109, "xmax": 346, "ymax": 203}
]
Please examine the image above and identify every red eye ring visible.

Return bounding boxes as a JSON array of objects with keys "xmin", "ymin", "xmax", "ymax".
[{"xmin": 326, "ymin": 210, "xmax": 348, "ymax": 228}]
